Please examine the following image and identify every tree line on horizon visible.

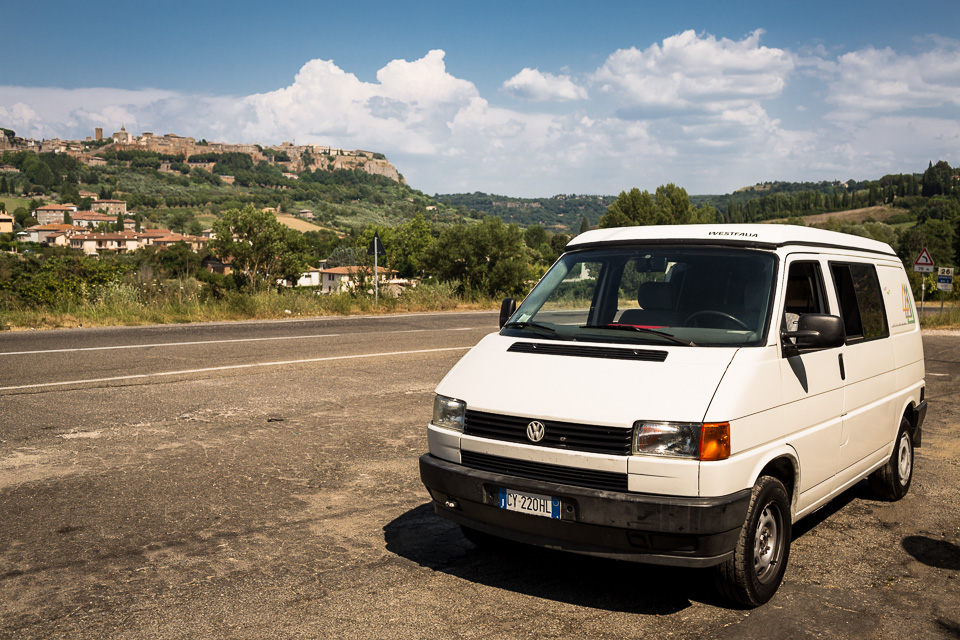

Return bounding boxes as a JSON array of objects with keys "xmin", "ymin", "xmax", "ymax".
[{"xmin": 2, "ymin": 145, "xmax": 958, "ymax": 306}]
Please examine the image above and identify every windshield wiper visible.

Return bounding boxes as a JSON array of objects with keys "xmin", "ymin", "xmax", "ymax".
[
  {"xmin": 502, "ymin": 321, "xmax": 564, "ymax": 338},
  {"xmin": 580, "ymin": 324, "xmax": 695, "ymax": 346}
]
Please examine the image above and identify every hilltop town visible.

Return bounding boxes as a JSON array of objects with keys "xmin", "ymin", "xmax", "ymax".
[{"xmin": 0, "ymin": 126, "xmax": 402, "ymax": 183}]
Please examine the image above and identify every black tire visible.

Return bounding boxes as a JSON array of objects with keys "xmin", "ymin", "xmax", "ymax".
[
  {"xmin": 869, "ymin": 418, "xmax": 914, "ymax": 501},
  {"xmin": 715, "ymin": 476, "xmax": 791, "ymax": 607}
]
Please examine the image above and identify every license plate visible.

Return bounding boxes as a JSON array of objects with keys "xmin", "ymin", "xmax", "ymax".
[{"xmin": 498, "ymin": 488, "xmax": 561, "ymax": 519}]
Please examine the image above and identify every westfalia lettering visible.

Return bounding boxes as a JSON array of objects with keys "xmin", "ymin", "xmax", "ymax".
[{"xmin": 707, "ymin": 231, "xmax": 759, "ymax": 238}]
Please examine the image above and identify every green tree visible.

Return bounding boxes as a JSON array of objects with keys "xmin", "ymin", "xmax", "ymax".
[
  {"xmin": 209, "ymin": 206, "xmax": 308, "ymax": 292},
  {"xmin": 523, "ymin": 225, "xmax": 548, "ymax": 249},
  {"xmin": 156, "ymin": 241, "xmax": 201, "ymax": 280},
  {"xmin": 599, "ymin": 188, "xmax": 656, "ymax": 227},
  {"xmin": 59, "ymin": 186, "xmax": 80, "ymax": 206},
  {"xmin": 22, "ymin": 155, "xmax": 56, "ymax": 189},
  {"xmin": 165, "ymin": 211, "xmax": 191, "ymax": 233},
  {"xmin": 579, "ymin": 216, "xmax": 590, "ymax": 234},
  {"xmin": 916, "ymin": 197, "xmax": 960, "ymax": 225},
  {"xmin": 12, "ymin": 207, "xmax": 30, "ymax": 227},
  {"xmin": 424, "ymin": 217, "xmax": 531, "ymax": 296},
  {"xmin": 921, "ymin": 160, "xmax": 954, "ymax": 197},
  {"xmin": 387, "ymin": 214, "xmax": 435, "ymax": 278},
  {"xmin": 63, "ymin": 210, "xmax": 72, "ymax": 225},
  {"xmin": 600, "ymin": 184, "xmax": 716, "ymax": 228},
  {"xmin": 550, "ymin": 233, "xmax": 570, "ymax": 255}
]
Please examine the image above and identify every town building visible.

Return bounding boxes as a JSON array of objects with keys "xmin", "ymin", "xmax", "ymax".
[
  {"xmin": 91, "ymin": 199, "xmax": 127, "ymax": 216},
  {"xmin": 69, "ymin": 231, "xmax": 143, "ymax": 255},
  {"xmin": 34, "ymin": 204, "xmax": 79, "ymax": 224},
  {"xmin": 72, "ymin": 211, "xmax": 122, "ymax": 229},
  {"xmin": 18, "ymin": 223, "xmax": 86, "ymax": 243}
]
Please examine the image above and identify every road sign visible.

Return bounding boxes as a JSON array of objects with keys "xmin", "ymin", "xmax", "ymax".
[
  {"xmin": 367, "ymin": 232, "xmax": 386, "ymax": 256},
  {"xmin": 914, "ymin": 247, "xmax": 935, "ymax": 273},
  {"xmin": 937, "ymin": 267, "xmax": 954, "ymax": 292}
]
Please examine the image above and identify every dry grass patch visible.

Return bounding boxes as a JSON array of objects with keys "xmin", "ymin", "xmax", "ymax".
[{"xmin": 766, "ymin": 206, "xmax": 901, "ymax": 226}]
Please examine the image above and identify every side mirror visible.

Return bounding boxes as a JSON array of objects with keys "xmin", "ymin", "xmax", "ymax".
[
  {"xmin": 782, "ymin": 313, "xmax": 845, "ymax": 352},
  {"xmin": 499, "ymin": 297, "xmax": 517, "ymax": 329}
]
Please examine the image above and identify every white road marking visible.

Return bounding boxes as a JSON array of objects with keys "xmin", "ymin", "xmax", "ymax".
[
  {"xmin": 0, "ymin": 346, "xmax": 473, "ymax": 392},
  {"xmin": 0, "ymin": 327, "xmax": 481, "ymax": 356}
]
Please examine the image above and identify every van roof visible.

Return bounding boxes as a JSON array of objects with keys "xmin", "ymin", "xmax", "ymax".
[{"xmin": 567, "ymin": 224, "xmax": 897, "ymax": 257}]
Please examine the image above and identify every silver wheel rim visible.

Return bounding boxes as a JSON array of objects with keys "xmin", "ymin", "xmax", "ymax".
[
  {"xmin": 897, "ymin": 432, "xmax": 912, "ymax": 486},
  {"xmin": 754, "ymin": 503, "xmax": 782, "ymax": 584}
]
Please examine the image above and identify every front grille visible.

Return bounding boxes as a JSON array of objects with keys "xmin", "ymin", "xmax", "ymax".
[
  {"xmin": 461, "ymin": 451, "xmax": 628, "ymax": 492},
  {"xmin": 508, "ymin": 341, "xmax": 668, "ymax": 362},
  {"xmin": 465, "ymin": 410, "xmax": 633, "ymax": 455}
]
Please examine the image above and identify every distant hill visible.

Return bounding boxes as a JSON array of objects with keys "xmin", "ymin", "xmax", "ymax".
[{"xmin": 435, "ymin": 193, "xmax": 612, "ymax": 232}]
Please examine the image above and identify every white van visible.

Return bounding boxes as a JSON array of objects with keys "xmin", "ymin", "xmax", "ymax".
[{"xmin": 419, "ymin": 224, "xmax": 927, "ymax": 606}]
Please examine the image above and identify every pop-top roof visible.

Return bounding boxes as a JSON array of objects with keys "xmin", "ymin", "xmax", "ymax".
[{"xmin": 566, "ymin": 224, "xmax": 897, "ymax": 257}]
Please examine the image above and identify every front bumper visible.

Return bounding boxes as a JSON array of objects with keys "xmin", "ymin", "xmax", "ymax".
[{"xmin": 419, "ymin": 453, "xmax": 751, "ymax": 568}]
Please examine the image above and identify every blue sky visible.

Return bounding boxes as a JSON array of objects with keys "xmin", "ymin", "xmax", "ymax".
[{"xmin": 2, "ymin": 1, "xmax": 959, "ymax": 197}]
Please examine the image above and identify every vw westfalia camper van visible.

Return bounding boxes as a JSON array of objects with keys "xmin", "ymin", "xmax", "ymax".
[{"xmin": 420, "ymin": 224, "xmax": 927, "ymax": 606}]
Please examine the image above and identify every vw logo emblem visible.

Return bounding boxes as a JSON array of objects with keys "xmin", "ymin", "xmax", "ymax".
[{"xmin": 526, "ymin": 421, "xmax": 546, "ymax": 443}]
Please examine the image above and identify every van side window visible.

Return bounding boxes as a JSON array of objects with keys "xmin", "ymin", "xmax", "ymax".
[
  {"xmin": 783, "ymin": 262, "xmax": 828, "ymax": 332},
  {"xmin": 830, "ymin": 263, "xmax": 889, "ymax": 341}
]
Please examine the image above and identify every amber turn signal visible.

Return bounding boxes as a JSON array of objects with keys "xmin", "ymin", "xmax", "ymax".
[{"xmin": 699, "ymin": 422, "xmax": 731, "ymax": 461}]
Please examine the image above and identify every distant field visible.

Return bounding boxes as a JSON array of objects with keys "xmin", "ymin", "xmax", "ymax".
[
  {"xmin": 1, "ymin": 196, "xmax": 29, "ymax": 213},
  {"xmin": 766, "ymin": 205, "xmax": 902, "ymax": 226},
  {"xmin": 274, "ymin": 214, "xmax": 345, "ymax": 236},
  {"xmin": 275, "ymin": 214, "xmax": 323, "ymax": 232}
]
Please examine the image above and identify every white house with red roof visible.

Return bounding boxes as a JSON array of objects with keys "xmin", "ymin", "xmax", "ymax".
[{"xmin": 319, "ymin": 265, "xmax": 398, "ymax": 293}]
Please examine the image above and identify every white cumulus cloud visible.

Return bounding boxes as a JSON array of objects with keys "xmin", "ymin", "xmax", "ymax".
[
  {"xmin": 501, "ymin": 68, "xmax": 588, "ymax": 101},
  {"xmin": 592, "ymin": 29, "xmax": 795, "ymax": 112},
  {"xmin": 825, "ymin": 40, "xmax": 960, "ymax": 115},
  {"xmin": 0, "ymin": 36, "xmax": 957, "ymax": 197}
]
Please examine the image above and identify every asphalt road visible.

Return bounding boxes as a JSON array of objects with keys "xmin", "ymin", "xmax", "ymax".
[{"xmin": 0, "ymin": 314, "xmax": 958, "ymax": 639}]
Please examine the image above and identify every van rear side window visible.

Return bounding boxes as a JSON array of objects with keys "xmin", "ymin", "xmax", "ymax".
[{"xmin": 830, "ymin": 263, "xmax": 889, "ymax": 341}]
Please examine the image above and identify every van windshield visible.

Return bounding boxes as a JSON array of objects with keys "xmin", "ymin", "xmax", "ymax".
[{"xmin": 503, "ymin": 246, "xmax": 777, "ymax": 347}]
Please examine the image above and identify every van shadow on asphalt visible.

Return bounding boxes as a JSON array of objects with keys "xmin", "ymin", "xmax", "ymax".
[
  {"xmin": 383, "ymin": 503, "xmax": 731, "ymax": 614},
  {"xmin": 902, "ymin": 535, "xmax": 960, "ymax": 571}
]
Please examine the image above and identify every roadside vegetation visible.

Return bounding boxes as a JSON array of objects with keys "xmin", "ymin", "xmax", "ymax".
[{"xmin": 1, "ymin": 140, "xmax": 958, "ymax": 330}]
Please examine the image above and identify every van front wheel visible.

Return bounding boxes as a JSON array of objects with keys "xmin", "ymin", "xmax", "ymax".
[
  {"xmin": 869, "ymin": 418, "xmax": 913, "ymax": 501},
  {"xmin": 715, "ymin": 476, "xmax": 791, "ymax": 607}
]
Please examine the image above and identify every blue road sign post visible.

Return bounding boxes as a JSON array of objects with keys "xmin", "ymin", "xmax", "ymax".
[{"xmin": 937, "ymin": 267, "xmax": 954, "ymax": 313}]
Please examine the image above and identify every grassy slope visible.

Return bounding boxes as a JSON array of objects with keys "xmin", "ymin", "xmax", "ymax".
[
  {"xmin": 1, "ymin": 196, "xmax": 30, "ymax": 213},
  {"xmin": 764, "ymin": 205, "xmax": 902, "ymax": 225},
  {"xmin": 274, "ymin": 214, "xmax": 325, "ymax": 233}
]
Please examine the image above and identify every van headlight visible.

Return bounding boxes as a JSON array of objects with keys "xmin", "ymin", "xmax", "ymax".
[
  {"xmin": 632, "ymin": 421, "xmax": 730, "ymax": 460},
  {"xmin": 432, "ymin": 395, "xmax": 466, "ymax": 432},
  {"xmin": 633, "ymin": 421, "xmax": 700, "ymax": 458}
]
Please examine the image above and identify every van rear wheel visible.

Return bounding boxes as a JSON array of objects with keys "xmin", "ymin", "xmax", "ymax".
[
  {"xmin": 869, "ymin": 418, "xmax": 913, "ymax": 501},
  {"xmin": 715, "ymin": 475, "xmax": 791, "ymax": 607}
]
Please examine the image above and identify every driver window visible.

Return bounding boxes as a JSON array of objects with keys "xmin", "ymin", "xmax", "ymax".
[{"xmin": 783, "ymin": 262, "xmax": 828, "ymax": 332}]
